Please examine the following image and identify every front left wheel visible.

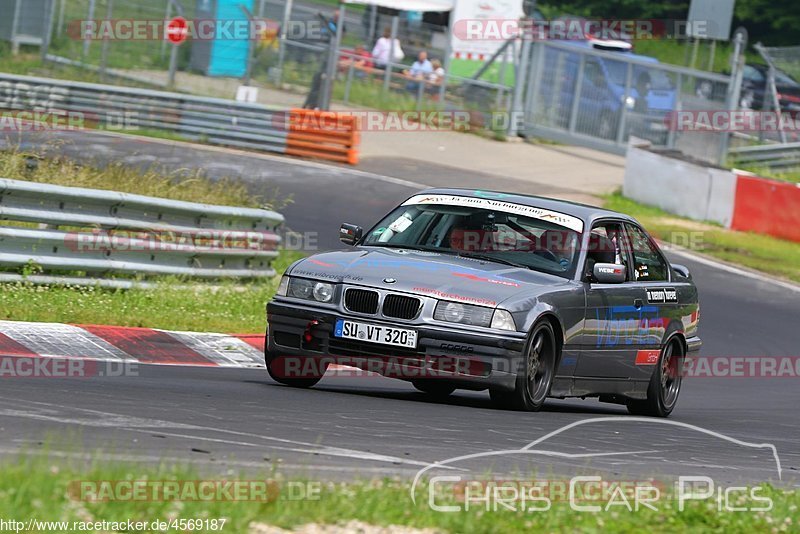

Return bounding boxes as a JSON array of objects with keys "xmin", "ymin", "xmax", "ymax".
[{"xmin": 490, "ymin": 321, "xmax": 557, "ymax": 411}]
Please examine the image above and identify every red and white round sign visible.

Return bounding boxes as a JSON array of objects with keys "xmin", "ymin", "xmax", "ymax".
[{"xmin": 166, "ymin": 16, "xmax": 188, "ymax": 44}]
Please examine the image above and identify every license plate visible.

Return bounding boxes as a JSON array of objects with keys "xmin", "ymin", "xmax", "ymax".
[{"xmin": 334, "ymin": 319, "xmax": 417, "ymax": 349}]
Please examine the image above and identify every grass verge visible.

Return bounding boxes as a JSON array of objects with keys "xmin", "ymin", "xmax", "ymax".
[
  {"xmin": 0, "ymin": 150, "xmax": 297, "ymax": 332},
  {"xmin": 0, "ymin": 149, "xmax": 287, "ymax": 210},
  {"xmin": 735, "ymin": 166, "xmax": 800, "ymax": 184},
  {"xmin": 604, "ymin": 191, "xmax": 800, "ymax": 283},
  {"xmin": 0, "ymin": 456, "xmax": 796, "ymax": 533}
]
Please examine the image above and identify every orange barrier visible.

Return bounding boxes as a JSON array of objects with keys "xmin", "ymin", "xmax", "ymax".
[
  {"xmin": 730, "ymin": 174, "xmax": 800, "ymax": 243},
  {"xmin": 285, "ymin": 109, "xmax": 360, "ymax": 165}
]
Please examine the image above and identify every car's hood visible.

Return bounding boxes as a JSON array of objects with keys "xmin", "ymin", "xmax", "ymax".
[{"xmin": 289, "ymin": 247, "xmax": 568, "ymax": 307}]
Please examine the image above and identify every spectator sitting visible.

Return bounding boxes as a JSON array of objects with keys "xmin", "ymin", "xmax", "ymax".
[
  {"xmin": 404, "ymin": 51, "xmax": 433, "ymax": 92},
  {"xmin": 405, "ymin": 51, "xmax": 433, "ymax": 78},
  {"xmin": 428, "ymin": 59, "xmax": 445, "ymax": 84},
  {"xmin": 339, "ymin": 44, "xmax": 373, "ymax": 76}
]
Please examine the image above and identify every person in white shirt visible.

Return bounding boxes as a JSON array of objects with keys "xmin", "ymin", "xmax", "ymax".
[{"xmin": 371, "ymin": 27, "xmax": 403, "ymax": 70}]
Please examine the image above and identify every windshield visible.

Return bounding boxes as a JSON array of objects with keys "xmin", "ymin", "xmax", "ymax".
[
  {"xmin": 605, "ymin": 60, "xmax": 674, "ymax": 91},
  {"xmin": 361, "ymin": 197, "xmax": 583, "ymax": 279}
]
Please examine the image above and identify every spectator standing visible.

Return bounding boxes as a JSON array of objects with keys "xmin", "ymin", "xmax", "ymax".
[{"xmin": 372, "ymin": 27, "xmax": 404, "ymax": 69}]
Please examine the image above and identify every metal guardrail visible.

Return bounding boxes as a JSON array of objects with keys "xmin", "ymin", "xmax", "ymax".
[
  {"xmin": 0, "ymin": 72, "xmax": 361, "ymax": 163},
  {"xmin": 0, "ymin": 178, "xmax": 284, "ymax": 284},
  {"xmin": 0, "ymin": 72, "xmax": 289, "ymax": 154},
  {"xmin": 728, "ymin": 142, "xmax": 800, "ymax": 169}
]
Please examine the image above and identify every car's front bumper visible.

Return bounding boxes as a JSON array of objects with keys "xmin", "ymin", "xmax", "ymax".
[{"xmin": 266, "ymin": 299, "xmax": 527, "ymax": 391}]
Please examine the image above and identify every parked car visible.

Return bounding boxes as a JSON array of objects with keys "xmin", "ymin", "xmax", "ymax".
[
  {"xmin": 697, "ymin": 63, "xmax": 800, "ymax": 111},
  {"xmin": 537, "ymin": 40, "xmax": 676, "ymax": 142},
  {"xmin": 265, "ymin": 189, "xmax": 701, "ymax": 416}
]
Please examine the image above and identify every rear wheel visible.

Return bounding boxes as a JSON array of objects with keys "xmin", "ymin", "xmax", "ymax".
[
  {"xmin": 412, "ymin": 380, "xmax": 456, "ymax": 398},
  {"xmin": 265, "ymin": 350, "xmax": 327, "ymax": 388},
  {"xmin": 491, "ymin": 321, "xmax": 556, "ymax": 411},
  {"xmin": 627, "ymin": 339, "xmax": 684, "ymax": 417}
]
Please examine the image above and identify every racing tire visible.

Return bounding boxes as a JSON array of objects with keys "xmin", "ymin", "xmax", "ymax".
[
  {"xmin": 265, "ymin": 350, "xmax": 327, "ymax": 388},
  {"xmin": 627, "ymin": 338, "xmax": 684, "ymax": 417},
  {"xmin": 412, "ymin": 380, "xmax": 456, "ymax": 398},
  {"xmin": 490, "ymin": 321, "xmax": 557, "ymax": 411}
]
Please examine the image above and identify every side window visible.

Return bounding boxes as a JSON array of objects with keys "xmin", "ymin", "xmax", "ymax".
[
  {"xmin": 585, "ymin": 222, "xmax": 629, "ymax": 280},
  {"xmin": 625, "ymin": 224, "xmax": 668, "ymax": 282}
]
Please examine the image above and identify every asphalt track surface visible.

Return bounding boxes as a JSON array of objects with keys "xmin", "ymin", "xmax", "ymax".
[{"xmin": 1, "ymin": 130, "xmax": 798, "ymax": 487}]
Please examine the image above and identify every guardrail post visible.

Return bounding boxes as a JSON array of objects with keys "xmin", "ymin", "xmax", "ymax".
[
  {"xmin": 718, "ymin": 29, "xmax": 747, "ymax": 165},
  {"xmin": 383, "ymin": 16, "xmax": 399, "ymax": 95},
  {"xmin": 160, "ymin": 1, "xmax": 172, "ymax": 59},
  {"xmin": 41, "ymin": 0, "xmax": 56, "ymax": 63},
  {"xmin": 274, "ymin": 0, "xmax": 294, "ymax": 86},
  {"xmin": 57, "ymin": 0, "xmax": 66, "ymax": 37},
  {"xmin": 320, "ymin": 4, "xmax": 346, "ymax": 110},
  {"xmin": 667, "ymin": 72, "xmax": 682, "ymax": 149},
  {"xmin": 343, "ymin": 62, "xmax": 355, "ymax": 104},
  {"xmin": 507, "ymin": 38, "xmax": 531, "ymax": 138},
  {"xmin": 615, "ymin": 62, "xmax": 633, "ymax": 145},
  {"xmin": 99, "ymin": 0, "xmax": 113, "ymax": 81},
  {"xmin": 567, "ymin": 54, "xmax": 586, "ymax": 134},
  {"xmin": 82, "ymin": 0, "xmax": 96, "ymax": 59},
  {"xmin": 11, "ymin": 0, "xmax": 22, "ymax": 54}
]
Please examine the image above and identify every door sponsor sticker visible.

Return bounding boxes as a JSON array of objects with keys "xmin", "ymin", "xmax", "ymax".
[{"xmin": 646, "ymin": 287, "xmax": 678, "ymax": 304}]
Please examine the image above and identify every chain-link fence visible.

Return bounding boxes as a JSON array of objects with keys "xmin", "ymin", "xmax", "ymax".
[
  {"xmin": 32, "ymin": 0, "xmax": 512, "ymax": 126},
  {"xmin": 521, "ymin": 39, "xmax": 733, "ymax": 164}
]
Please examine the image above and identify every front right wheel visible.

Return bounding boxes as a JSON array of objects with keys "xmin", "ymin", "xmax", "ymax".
[
  {"xmin": 627, "ymin": 338, "xmax": 684, "ymax": 417},
  {"xmin": 490, "ymin": 321, "xmax": 557, "ymax": 411},
  {"xmin": 265, "ymin": 350, "xmax": 327, "ymax": 388}
]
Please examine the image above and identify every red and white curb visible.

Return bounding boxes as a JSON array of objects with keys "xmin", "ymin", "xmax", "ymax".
[{"xmin": 0, "ymin": 320, "xmax": 266, "ymax": 368}]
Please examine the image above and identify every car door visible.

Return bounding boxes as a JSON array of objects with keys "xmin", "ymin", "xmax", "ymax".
[
  {"xmin": 623, "ymin": 223, "xmax": 678, "ymax": 368},
  {"xmin": 575, "ymin": 220, "xmax": 651, "ymax": 379}
]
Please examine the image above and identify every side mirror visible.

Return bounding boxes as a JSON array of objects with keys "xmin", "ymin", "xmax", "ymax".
[
  {"xmin": 672, "ymin": 263, "xmax": 692, "ymax": 280},
  {"xmin": 593, "ymin": 263, "xmax": 626, "ymax": 284},
  {"xmin": 339, "ymin": 223, "xmax": 363, "ymax": 246}
]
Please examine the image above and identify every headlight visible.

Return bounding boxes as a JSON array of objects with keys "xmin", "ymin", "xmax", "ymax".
[
  {"xmin": 490, "ymin": 309, "xmax": 517, "ymax": 331},
  {"xmin": 286, "ymin": 278, "xmax": 336, "ymax": 303},
  {"xmin": 312, "ymin": 281, "xmax": 334, "ymax": 302},
  {"xmin": 624, "ymin": 95, "xmax": 636, "ymax": 110},
  {"xmin": 434, "ymin": 301, "xmax": 493, "ymax": 327}
]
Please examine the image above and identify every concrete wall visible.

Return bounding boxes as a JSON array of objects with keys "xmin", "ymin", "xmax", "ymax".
[
  {"xmin": 623, "ymin": 138, "xmax": 736, "ymax": 227},
  {"xmin": 624, "ymin": 138, "xmax": 800, "ymax": 243}
]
